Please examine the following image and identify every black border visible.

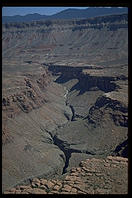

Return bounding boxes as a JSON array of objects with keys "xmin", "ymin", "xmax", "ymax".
[{"xmin": 1, "ymin": 0, "xmax": 130, "ymax": 7}]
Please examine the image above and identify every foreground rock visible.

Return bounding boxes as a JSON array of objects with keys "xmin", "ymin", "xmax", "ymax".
[{"xmin": 4, "ymin": 156, "xmax": 128, "ymax": 194}]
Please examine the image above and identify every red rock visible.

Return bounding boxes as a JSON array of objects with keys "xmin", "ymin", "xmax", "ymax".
[
  {"xmin": 19, "ymin": 185, "xmax": 31, "ymax": 190},
  {"xmin": 86, "ymin": 173, "xmax": 92, "ymax": 176},
  {"xmin": 9, "ymin": 187, "xmax": 16, "ymax": 192},
  {"xmin": 40, "ymin": 178, "xmax": 47, "ymax": 185},
  {"xmin": 60, "ymin": 191, "xmax": 69, "ymax": 194},
  {"xmin": 31, "ymin": 182, "xmax": 40, "ymax": 188},
  {"xmin": 32, "ymin": 188, "xmax": 47, "ymax": 194},
  {"xmin": 66, "ymin": 176, "xmax": 77, "ymax": 181},
  {"xmin": 73, "ymin": 184, "xmax": 85, "ymax": 191},
  {"xmin": 49, "ymin": 190, "xmax": 59, "ymax": 194},
  {"xmin": 76, "ymin": 167, "xmax": 81, "ymax": 172},
  {"xmin": 32, "ymin": 178, "xmax": 40, "ymax": 183},
  {"xmin": 50, "ymin": 179, "xmax": 57, "ymax": 184},
  {"xmin": 107, "ymin": 156, "xmax": 113, "ymax": 160},
  {"xmin": 80, "ymin": 172, "xmax": 86, "ymax": 176},
  {"xmin": 39, "ymin": 185, "xmax": 47, "ymax": 190},
  {"xmin": 19, "ymin": 191, "xmax": 29, "ymax": 194},
  {"xmin": 3, "ymin": 156, "xmax": 128, "ymax": 195},
  {"xmin": 71, "ymin": 188, "xmax": 77, "ymax": 193},
  {"xmin": 15, "ymin": 190, "xmax": 22, "ymax": 194},
  {"xmin": 56, "ymin": 181, "xmax": 62, "ymax": 187},
  {"xmin": 71, "ymin": 167, "xmax": 77, "ymax": 172},
  {"xmin": 45, "ymin": 181, "xmax": 54, "ymax": 189},
  {"xmin": 104, "ymin": 163, "xmax": 110, "ymax": 167},
  {"xmin": 53, "ymin": 185, "xmax": 61, "ymax": 191},
  {"xmin": 77, "ymin": 190, "xmax": 87, "ymax": 194},
  {"xmin": 62, "ymin": 184, "xmax": 72, "ymax": 192},
  {"xmin": 70, "ymin": 172, "xmax": 79, "ymax": 176},
  {"xmin": 65, "ymin": 175, "xmax": 72, "ymax": 181}
]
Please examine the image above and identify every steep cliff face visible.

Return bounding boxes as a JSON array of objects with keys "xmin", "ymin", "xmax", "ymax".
[
  {"xmin": 2, "ymin": 68, "xmax": 52, "ymax": 144},
  {"xmin": 2, "ymin": 14, "xmax": 128, "ymax": 65},
  {"xmin": 2, "ymin": 71, "xmax": 51, "ymax": 117},
  {"xmin": 87, "ymin": 95, "xmax": 128, "ymax": 127}
]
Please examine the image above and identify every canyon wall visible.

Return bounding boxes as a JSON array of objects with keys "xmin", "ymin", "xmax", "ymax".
[{"xmin": 2, "ymin": 13, "xmax": 128, "ymax": 193}]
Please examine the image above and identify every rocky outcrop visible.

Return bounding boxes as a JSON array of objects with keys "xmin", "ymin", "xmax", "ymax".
[
  {"xmin": 87, "ymin": 95, "xmax": 128, "ymax": 128},
  {"xmin": 2, "ymin": 71, "xmax": 51, "ymax": 115},
  {"xmin": 2, "ymin": 69, "xmax": 51, "ymax": 144},
  {"xmin": 4, "ymin": 156, "xmax": 128, "ymax": 194},
  {"xmin": 2, "ymin": 118, "xmax": 13, "ymax": 144},
  {"xmin": 112, "ymin": 139, "xmax": 128, "ymax": 158}
]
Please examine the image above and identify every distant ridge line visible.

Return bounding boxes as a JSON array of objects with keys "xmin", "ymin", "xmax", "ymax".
[{"xmin": 2, "ymin": 7, "xmax": 128, "ymax": 24}]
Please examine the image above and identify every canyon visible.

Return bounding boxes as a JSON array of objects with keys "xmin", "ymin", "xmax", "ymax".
[{"xmin": 2, "ymin": 13, "xmax": 128, "ymax": 194}]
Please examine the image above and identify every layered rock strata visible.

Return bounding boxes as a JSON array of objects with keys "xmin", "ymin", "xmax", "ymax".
[{"xmin": 2, "ymin": 13, "xmax": 128, "ymax": 192}]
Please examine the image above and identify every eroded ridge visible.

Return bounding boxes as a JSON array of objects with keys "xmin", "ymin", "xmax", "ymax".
[{"xmin": 4, "ymin": 156, "xmax": 128, "ymax": 194}]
